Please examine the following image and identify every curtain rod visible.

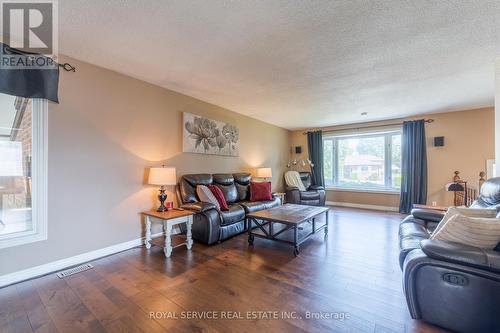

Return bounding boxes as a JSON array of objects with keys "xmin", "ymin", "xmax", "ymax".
[
  {"xmin": 302, "ymin": 118, "xmax": 434, "ymax": 135},
  {"xmin": 4, "ymin": 45, "xmax": 76, "ymax": 72}
]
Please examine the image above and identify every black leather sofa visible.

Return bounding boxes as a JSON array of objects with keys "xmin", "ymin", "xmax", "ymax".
[
  {"xmin": 285, "ymin": 171, "xmax": 326, "ymax": 206},
  {"xmin": 177, "ymin": 173, "xmax": 280, "ymax": 245},
  {"xmin": 399, "ymin": 177, "xmax": 500, "ymax": 333}
]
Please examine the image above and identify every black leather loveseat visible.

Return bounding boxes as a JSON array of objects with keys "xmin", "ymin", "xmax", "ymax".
[
  {"xmin": 177, "ymin": 173, "xmax": 280, "ymax": 245},
  {"xmin": 399, "ymin": 177, "xmax": 500, "ymax": 333},
  {"xmin": 285, "ymin": 171, "xmax": 326, "ymax": 206}
]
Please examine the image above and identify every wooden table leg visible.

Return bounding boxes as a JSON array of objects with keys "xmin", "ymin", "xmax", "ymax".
[
  {"xmin": 248, "ymin": 218, "xmax": 254, "ymax": 245},
  {"xmin": 145, "ymin": 216, "xmax": 152, "ymax": 249},
  {"xmin": 186, "ymin": 215, "xmax": 193, "ymax": 250},
  {"xmin": 324, "ymin": 210, "xmax": 329, "ymax": 239},
  {"xmin": 164, "ymin": 221, "xmax": 173, "ymax": 258},
  {"xmin": 294, "ymin": 226, "xmax": 299, "ymax": 256}
]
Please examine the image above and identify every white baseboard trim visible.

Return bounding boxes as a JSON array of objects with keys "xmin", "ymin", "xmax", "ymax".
[
  {"xmin": 0, "ymin": 232, "xmax": 164, "ymax": 288},
  {"xmin": 326, "ymin": 201, "xmax": 399, "ymax": 212}
]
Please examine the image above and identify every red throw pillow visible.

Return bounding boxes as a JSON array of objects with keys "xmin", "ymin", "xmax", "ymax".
[
  {"xmin": 207, "ymin": 185, "xmax": 229, "ymax": 210},
  {"xmin": 250, "ymin": 181, "xmax": 272, "ymax": 201}
]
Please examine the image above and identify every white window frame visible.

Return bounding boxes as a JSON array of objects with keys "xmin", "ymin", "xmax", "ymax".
[
  {"xmin": 323, "ymin": 130, "xmax": 401, "ymax": 193},
  {"xmin": 0, "ymin": 98, "xmax": 48, "ymax": 249}
]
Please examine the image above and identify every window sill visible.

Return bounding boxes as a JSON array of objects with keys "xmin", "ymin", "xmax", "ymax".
[
  {"xmin": 0, "ymin": 231, "xmax": 47, "ymax": 249},
  {"xmin": 325, "ymin": 187, "xmax": 400, "ymax": 195}
]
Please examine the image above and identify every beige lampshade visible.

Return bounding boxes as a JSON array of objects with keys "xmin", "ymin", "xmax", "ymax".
[
  {"xmin": 148, "ymin": 167, "xmax": 176, "ymax": 185},
  {"xmin": 256, "ymin": 167, "xmax": 272, "ymax": 178}
]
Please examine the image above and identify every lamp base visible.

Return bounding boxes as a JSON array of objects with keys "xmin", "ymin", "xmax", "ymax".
[{"xmin": 157, "ymin": 187, "xmax": 168, "ymax": 212}]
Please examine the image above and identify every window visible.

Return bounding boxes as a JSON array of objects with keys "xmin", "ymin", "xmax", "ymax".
[
  {"xmin": 0, "ymin": 94, "xmax": 47, "ymax": 249},
  {"xmin": 323, "ymin": 130, "xmax": 401, "ymax": 191}
]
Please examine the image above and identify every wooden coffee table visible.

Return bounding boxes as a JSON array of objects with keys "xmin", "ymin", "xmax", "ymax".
[{"xmin": 247, "ymin": 204, "xmax": 330, "ymax": 256}]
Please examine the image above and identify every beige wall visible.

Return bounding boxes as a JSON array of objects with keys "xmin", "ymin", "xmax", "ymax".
[
  {"xmin": 496, "ymin": 58, "xmax": 500, "ymax": 175},
  {"xmin": 0, "ymin": 56, "xmax": 290, "ymax": 275},
  {"xmin": 291, "ymin": 107, "xmax": 495, "ymax": 208}
]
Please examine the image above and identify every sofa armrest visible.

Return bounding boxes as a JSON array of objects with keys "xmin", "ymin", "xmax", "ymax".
[
  {"xmin": 181, "ymin": 202, "xmax": 217, "ymax": 213},
  {"xmin": 285, "ymin": 187, "xmax": 301, "ymax": 204},
  {"xmin": 420, "ymin": 239, "xmax": 500, "ymax": 273},
  {"xmin": 308, "ymin": 185, "xmax": 325, "ymax": 191},
  {"xmin": 410, "ymin": 208, "xmax": 445, "ymax": 222}
]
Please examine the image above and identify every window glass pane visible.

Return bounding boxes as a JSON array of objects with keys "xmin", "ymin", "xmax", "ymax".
[
  {"xmin": 391, "ymin": 134, "xmax": 402, "ymax": 188},
  {"xmin": 0, "ymin": 94, "xmax": 33, "ymax": 236},
  {"xmin": 337, "ymin": 135, "xmax": 385, "ymax": 188},
  {"xmin": 323, "ymin": 139, "xmax": 334, "ymax": 186}
]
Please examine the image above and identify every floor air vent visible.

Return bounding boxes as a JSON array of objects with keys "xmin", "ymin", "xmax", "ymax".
[{"xmin": 56, "ymin": 263, "xmax": 93, "ymax": 278}]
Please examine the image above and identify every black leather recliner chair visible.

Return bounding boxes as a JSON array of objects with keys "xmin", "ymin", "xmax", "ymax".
[
  {"xmin": 177, "ymin": 173, "xmax": 280, "ymax": 245},
  {"xmin": 399, "ymin": 177, "xmax": 500, "ymax": 333},
  {"xmin": 285, "ymin": 171, "xmax": 326, "ymax": 206}
]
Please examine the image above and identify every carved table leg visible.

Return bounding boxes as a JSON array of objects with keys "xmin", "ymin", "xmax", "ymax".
[
  {"xmin": 145, "ymin": 216, "xmax": 152, "ymax": 249},
  {"xmin": 164, "ymin": 221, "xmax": 173, "ymax": 258},
  {"xmin": 186, "ymin": 215, "xmax": 193, "ymax": 250}
]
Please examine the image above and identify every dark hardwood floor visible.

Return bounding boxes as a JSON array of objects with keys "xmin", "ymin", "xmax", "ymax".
[{"xmin": 0, "ymin": 207, "xmax": 449, "ymax": 333}]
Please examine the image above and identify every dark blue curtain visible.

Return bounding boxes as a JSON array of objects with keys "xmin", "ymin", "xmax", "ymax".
[
  {"xmin": 307, "ymin": 130, "xmax": 325, "ymax": 187},
  {"xmin": 399, "ymin": 120, "xmax": 427, "ymax": 213},
  {"xmin": 0, "ymin": 43, "xmax": 59, "ymax": 103}
]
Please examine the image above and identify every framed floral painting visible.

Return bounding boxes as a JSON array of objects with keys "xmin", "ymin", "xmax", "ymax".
[{"xmin": 182, "ymin": 112, "xmax": 239, "ymax": 156}]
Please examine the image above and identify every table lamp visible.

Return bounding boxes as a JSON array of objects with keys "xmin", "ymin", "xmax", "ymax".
[
  {"xmin": 148, "ymin": 166, "xmax": 176, "ymax": 212},
  {"xmin": 256, "ymin": 167, "xmax": 272, "ymax": 181}
]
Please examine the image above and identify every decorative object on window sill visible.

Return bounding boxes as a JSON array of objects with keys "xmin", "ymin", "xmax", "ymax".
[
  {"xmin": 255, "ymin": 167, "xmax": 272, "ymax": 181},
  {"xmin": 182, "ymin": 112, "xmax": 239, "ymax": 156},
  {"xmin": 148, "ymin": 166, "xmax": 176, "ymax": 212}
]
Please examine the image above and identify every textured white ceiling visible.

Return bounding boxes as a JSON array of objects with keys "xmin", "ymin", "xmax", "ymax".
[{"xmin": 58, "ymin": 1, "xmax": 500, "ymax": 129}]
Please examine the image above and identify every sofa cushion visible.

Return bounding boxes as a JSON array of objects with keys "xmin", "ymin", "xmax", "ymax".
[
  {"xmin": 239, "ymin": 197, "xmax": 280, "ymax": 213},
  {"xmin": 299, "ymin": 172, "xmax": 312, "ymax": 189},
  {"xmin": 300, "ymin": 191, "xmax": 320, "ymax": 201},
  {"xmin": 427, "ymin": 221, "xmax": 439, "ymax": 233},
  {"xmin": 399, "ymin": 235, "xmax": 427, "ymax": 268},
  {"xmin": 431, "ymin": 214, "xmax": 500, "ymax": 250},
  {"xmin": 240, "ymin": 201, "xmax": 266, "ymax": 213},
  {"xmin": 399, "ymin": 217, "xmax": 432, "ymax": 269},
  {"xmin": 179, "ymin": 174, "xmax": 213, "ymax": 203},
  {"xmin": 431, "ymin": 207, "xmax": 498, "ymax": 236},
  {"xmin": 411, "ymin": 208, "xmax": 445, "ymax": 223},
  {"xmin": 220, "ymin": 204, "xmax": 245, "ymax": 226},
  {"xmin": 215, "ymin": 184, "xmax": 238, "ymax": 203},
  {"xmin": 400, "ymin": 215, "xmax": 427, "ymax": 227},
  {"xmin": 234, "ymin": 173, "xmax": 251, "ymax": 201},
  {"xmin": 250, "ymin": 181, "xmax": 272, "ymax": 201},
  {"xmin": 399, "ymin": 221, "xmax": 430, "ymax": 239},
  {"xmin": 196, "ymin": 185, "xmax": 220, "ymax": 209},
  {"xmin": 208, "ymin": 185, "xmax": 229, "ymax": 211},
  {"xmin": 213, "ymin": 174, "xmax": 238, "ymax": 203}
]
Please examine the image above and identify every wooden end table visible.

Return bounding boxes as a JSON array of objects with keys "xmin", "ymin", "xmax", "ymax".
[
  {"xmin": 274, "ymin": 192, "xmax": 286, "ymax": 205},
  {"xmin": 141, "ymin": 209, "xmax": 194, "ymax": 258}
]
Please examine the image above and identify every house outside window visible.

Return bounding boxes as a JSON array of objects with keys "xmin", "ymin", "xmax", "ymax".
[
  {"xmin": 0, "ymin": 93, "xmax": 47, "ymax": 249},
  {"xmin": 323, "ymin": 129, "xmax": 401, "ymax": 192}
]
